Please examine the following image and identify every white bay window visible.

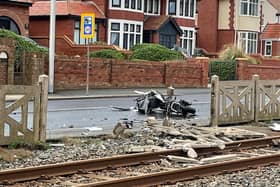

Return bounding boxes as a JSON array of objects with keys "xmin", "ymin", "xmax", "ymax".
[
  {"xmin": 109, "ymin": 19, "xmax": 143, "ymax": 49},
  {"xmin": 167, "ymin": 0, "xmax": 195, "ymax": 18},
  {"xmin": 180, "ymin": 27, "xmax": 195, "ymax": 56},
  {"xmin": 238, "ymin": 31, "xmax": 258, "ymax": 54}
]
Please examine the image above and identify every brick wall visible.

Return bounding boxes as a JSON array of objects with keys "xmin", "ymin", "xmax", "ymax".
[
  {"xmin": 237, "ymin": 57, "xmax": 280, "ymax": 80},
  {"xmin": 0, "ymin": 60, "xmax": 7, "ymax": 85},
  {"xmin": 53, "ymin": 56, "xmax": 209, "ymax": 90}
]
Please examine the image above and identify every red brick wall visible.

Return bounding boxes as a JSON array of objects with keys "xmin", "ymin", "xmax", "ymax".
[
  {"xmin": 0, "ymin": 60, "xmax": 7, "ymax": 85},
  {"xmin": 217, "ymin": 30, "xmax": 235, "ymax": 51},
  {"xmin": 0, "ymin": 4, "xmax": 30, "ymax": 36},
  {"xmin": 197, "ymin": 0, "xmax": 219, "ymax": 53},
  {"xmin": 107, "ymin": 10, "xmax": 144, "ymax": 21},
  {"xmin": 53, "ymin": 57, "xmax": 209, "ymax": 90},
  {"xmin": 237, "ymin": 58, "xmax": 280, "ymax": 80}
]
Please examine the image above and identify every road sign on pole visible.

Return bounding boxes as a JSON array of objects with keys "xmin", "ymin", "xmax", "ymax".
[
  {"xmin": 81, "ymin": 13, "xmax": 95, "ymax": 39},
  {"xmin": 80, "ymin": 13, "xmax": 95, "ymax": 95}
]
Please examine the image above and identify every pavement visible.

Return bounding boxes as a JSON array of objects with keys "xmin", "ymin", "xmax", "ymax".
[{"xmin": 48, "ymin": 87, "xmax": 211, "ymax": 100}]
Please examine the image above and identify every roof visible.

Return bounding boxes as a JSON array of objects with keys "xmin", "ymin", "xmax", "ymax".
[
  {"xmin": 4, "ymin": 0, "xmax": 32, "ymax": 6},
  {"xmin": 144, "ymin": 15, "xmax": 183, "ymax": 34},
  {"xmin": 261, "ymin": 23, "xmax": 280, "ymax": 39},
  {"xmin": 30, "ymin": 1, "xmax": 105, "ymax": 19},
  {"xmin": 268, "ymin": 0, "xmax": 280, "ymax": 11}
]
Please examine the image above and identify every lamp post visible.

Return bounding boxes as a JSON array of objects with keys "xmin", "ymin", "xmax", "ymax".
[{"xmin": 49, "ymin": 0, "xmax": 56, "ymax": 93}]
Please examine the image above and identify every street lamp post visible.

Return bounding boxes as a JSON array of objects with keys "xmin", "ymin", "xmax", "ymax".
[{"xmin": 49, "ymin": 0, "xmax": 56, "ymax": 93}]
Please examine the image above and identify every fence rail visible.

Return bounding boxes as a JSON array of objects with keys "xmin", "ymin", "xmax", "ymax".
[{"xmin": 211, "ymin": 75, "xmax": 280, "ymax": 126}]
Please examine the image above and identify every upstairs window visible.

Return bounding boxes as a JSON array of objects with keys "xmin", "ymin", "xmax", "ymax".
[
  {"xmin": 241, "ymin": 0, "xmax": 258, "ymax": 16},
  {"xmin": 144, "ymin": 0, "xmax": 160, "ymax": 15},
  {"xmin": 168, "ymin": 0, "xmax": 195, "ymax": 18},
  {"xmin": 168, "ymin": 0, "xmax": 177, "ymax": 15},
  {"xmin": 112, "ymin": 0, "xmax": 121, "ymax": 7},
  {"xmin": 111, "ymin": 0, "xmax": 143, "ymax": 11}
]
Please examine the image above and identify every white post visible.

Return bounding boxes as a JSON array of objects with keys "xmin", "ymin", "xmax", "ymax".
[
  {"xmin": 49, "ymin": 0, "xmax": 56, "ymax": 93},
  {"xmin": 86, "ymin": 39, "xmax": 90, "ymax": 95}
]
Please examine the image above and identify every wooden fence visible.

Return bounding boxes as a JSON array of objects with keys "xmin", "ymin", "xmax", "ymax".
[
  {"xmin": 211, "ymin": 75, "xmax": 280, "ymax": 126},
  {"xmin": 0, "ymin": 75, "xmax": 48, "ymax": 145}
]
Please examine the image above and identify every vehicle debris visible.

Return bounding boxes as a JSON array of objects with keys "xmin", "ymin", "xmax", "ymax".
[{"xmin": 135, "ymin": 89, "xmax": 196, "ymax": 118}]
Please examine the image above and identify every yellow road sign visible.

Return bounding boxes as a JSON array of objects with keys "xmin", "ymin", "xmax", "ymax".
[{"xmin": 81, "ymin": 13, "xmax": 95, "ymax": 39}]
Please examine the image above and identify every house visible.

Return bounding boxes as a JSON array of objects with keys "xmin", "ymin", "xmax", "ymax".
[
  {"xmin": 29, "ymin": 0, "xmax": 110, "ymax": 56},
  {"xmin": 261, "ymin": 19, "xmax": 280, "ymax": 57},
  {"xmin": 260, "ymin": 0, "xmax": 280, "ymax": 57},
  {"xmin": 29, "ymin": 0, "xmax": 197, "ymax": 56},
  {"xmin": 0, "ymin": 0, "xmax": 32, "ymax": 36},
  {"xmin": 197, "ymin": 0, "xmax": 279, "ymax": 55}
]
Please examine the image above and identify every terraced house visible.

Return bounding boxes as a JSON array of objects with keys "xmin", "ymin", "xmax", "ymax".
[
  {"xmin": 29, "ymin": 0, "xmax": 197, "ymax": 56},
  {"xmin": 197, "ymin": 0, "xmax": 280, "ymax": 55}
]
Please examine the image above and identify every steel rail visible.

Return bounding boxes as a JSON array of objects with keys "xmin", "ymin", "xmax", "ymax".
[
  {"xmin": 0, "ymin": 135, "xmax": 279, "ymax": 183},
  {"xmin": 82, "ymin": 152, "xmax": 280, "ymax": 187}
]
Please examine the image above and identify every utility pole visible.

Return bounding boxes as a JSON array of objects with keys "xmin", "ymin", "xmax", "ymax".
[{"xmin": 49, "ymin": 0, "xmax": 56, "ymax": 93}]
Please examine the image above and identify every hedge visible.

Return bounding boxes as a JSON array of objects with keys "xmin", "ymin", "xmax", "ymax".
[
  {"xmin": 209, "ymin": 60, "xmax": 237, "ymax": 81},
  {"xmin": 130, "ymin": 43, "xmax": 183, "ymax": 61},
  {"xmin": 90, "ymin": 49, "xmax": 125, "ymax": 59}
]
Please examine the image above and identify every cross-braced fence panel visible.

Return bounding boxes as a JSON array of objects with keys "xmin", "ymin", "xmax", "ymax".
[
  {"xmin": 0, "ymin": 85, "xmax": 41, "ymax": 145},
  {"xmin": 217, "ymin": 80, "xmax": 255, "ymax": 125},
  {"xmin": 256, "ymin": 80, "xmax": 280, "ymax": 121}
]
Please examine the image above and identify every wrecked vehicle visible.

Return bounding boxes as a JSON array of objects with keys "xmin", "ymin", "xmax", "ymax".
[{"xmin": 135, "ymin": 90, "xmax": 196, "ymax": 117}]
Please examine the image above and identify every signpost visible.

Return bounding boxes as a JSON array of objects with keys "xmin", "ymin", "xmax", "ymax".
[{"xmin": 80, "ymin": 13, "xmax": 95, "ymax": 95}]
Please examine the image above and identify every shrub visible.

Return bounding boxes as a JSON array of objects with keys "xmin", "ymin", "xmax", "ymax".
[
  {"xmin": 0, "ymin": 29, "xmax": 47, "ymax": 53},
  {"xmin": 219, "ymin": 45, "xmax": 244, "ymax": 61},
  {"xmin": 130, "ymin": 43, "xmax": 183, "ymax": 61},
  {"xmin": 90, "ymin": 49, "xmax": 125, "ymax": 59},
  {"xmin": 209, "ymin": 60, "xmax": 237, "ymax": 81}
]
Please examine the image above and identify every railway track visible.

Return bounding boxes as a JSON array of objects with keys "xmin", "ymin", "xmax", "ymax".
[{"xmin": 1, "ymin": 136, "xmax": 280, "ymax": 186}]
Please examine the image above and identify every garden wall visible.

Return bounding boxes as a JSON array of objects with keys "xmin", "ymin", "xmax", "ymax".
[
  {"xmin": 53, "ymin": 57, "xmax": 209, "ymax": 90},
  {"xmin": 237, "ymin": 57, "xmax": 280, "ymax": 80}
]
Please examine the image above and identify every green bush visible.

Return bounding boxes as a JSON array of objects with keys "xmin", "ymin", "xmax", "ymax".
[
  {"xmin": 90, "ymin": 49, "xmax": 125, "ymax": 59},
  {"xmin": 0, "ymin": 29, "xmax": 47, "ymax": 53},
  {"xmin": 130, "ymin": 43, "xmax": 183, "ymax": 61},
  {"xmin": 209, "ymin": 60, "xmax": 237, "ymax": 81}
]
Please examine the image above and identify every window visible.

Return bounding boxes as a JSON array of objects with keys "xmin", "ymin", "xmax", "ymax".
[
  {"xmin": 112, "ymin": 0, "xmax": 121, "ymax": 7},
  {"xmin": 180, "ymin": 28, "xmax": 195, "ymax": 56},
  {"xmin": 144, "ymin": 0, "xmax": 160, "ymax": 14},
  {"xmin": 241, "ymin": 0, "xmax": 258, "ymax": 16},
  {"xmin": 168, "ymin": 0, "xmax": 176, "ymax": 15},
  {"xmin": 167, "ymin": 0, "xmax": 195, "ymax": 18},
  {"xmin": 111, "ymin": 0, "xmax": 143, "ymax": 11},
  {"xmin": 238, "ymin": 32, "xmax": 258, "ymax": 54},
  {"xmin": 265, "ymin": 41, "xmax": 272, "ymax": 56},
  {"xmin": 109, "ymin": 20, "xmax": 142, "ymax": 49},
  {"xmin": 0, "ymin": 16, "xmax": 20, "ymax": 34},
  {"xmin": 74, "ymin": 20, "xmax": 97, "ymax": 45}
]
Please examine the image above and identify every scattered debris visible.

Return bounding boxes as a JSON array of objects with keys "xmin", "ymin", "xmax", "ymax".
[
  {"xmin": 166, "ymin": 155, "xmax": 200, "ymax": 164},
  {"xmin": 269, "ymin": 122, "xmax": 280, "ymax": 131}
]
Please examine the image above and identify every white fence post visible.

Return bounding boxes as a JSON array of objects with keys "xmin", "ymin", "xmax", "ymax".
[
  {"xmin": 39, "ymin": 75, "xmax": 48, "ymax": 142},
  {"xmin": 210, "ymin": 75, "xmax": 219, "ymax": 127},
  {"xmin": 253, "ymin": 74, "xmax": 259, "ymax": 123}
]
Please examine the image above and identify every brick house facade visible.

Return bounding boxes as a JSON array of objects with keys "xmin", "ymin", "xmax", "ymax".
[
  {"xmin": 29, "ymin": 0, "xmax": 197, "ymax": 56},
  {"xmin": 0, "ymin": 0, "xmax": 32, "ymax": 36},
  {"xmin": 197, "ymin": 0, "xmax": 280, "ymax": 55}
]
